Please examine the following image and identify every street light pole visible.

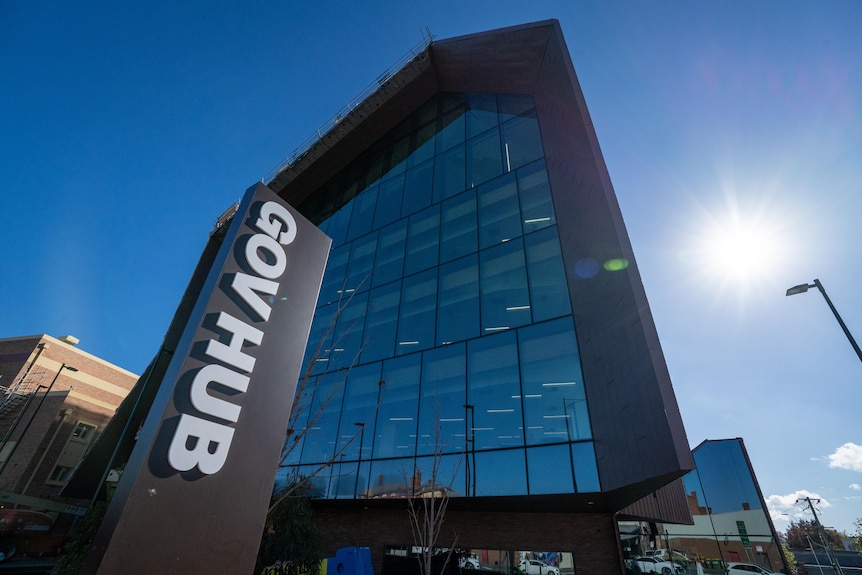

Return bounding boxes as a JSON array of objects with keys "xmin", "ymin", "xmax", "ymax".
[{"xmin": 786, "ymin": 279, "xmax": 862, "ymax": 364}]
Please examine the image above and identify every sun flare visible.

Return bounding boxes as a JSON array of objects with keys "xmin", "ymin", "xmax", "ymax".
[{"xmin": 700, "ymin": 221, "xmax": 780, "ymax": 282}]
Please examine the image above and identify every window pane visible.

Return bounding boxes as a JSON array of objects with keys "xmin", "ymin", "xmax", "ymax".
[
  {"xmin": 466, "ymin": 93, "xmax": 499, "ymax": 138},
  {"xmin": 433, "ymin": 144, "xmax": 466, "ymax": 203},
  {"xmin": 474, "ymin": 448, "xmax": 527, "ymax": 496},
  {"xmin": 417, "ymin": 343, "xmax": 467, "ymax": 456},
  {"xmin": 361, "ymin": 282, "xmax": 401, "ymax": 363},
  {"xmin": 397, "ymin": 268, "xmax": 437, "ymax": 353},
  {"xmin": 437, "ymin": 255, "xmax": 479, "ymax": 345},
  {"xmin": 440, "ymin": 189, "xmax": 477, "ymax": 263},
  {"xmin": 468, "ymin": 331, "xmax": 523, "ymax": 450},
  {"xmin": 518, "ymin": 318, "xmax": 590, "ymax": 445},
  {"xmin": 480, "ymin": 239, "xmax": 531, "ymax": 333},
  {"xmin": 318, "ymin": 244, "xmax": 350, "ymax": 307},
  {"xmin": 468, "ymin": 128, "xmax": 503, "ymax": 189},
  {"xmin": 501, "ymin": 112, "xmax": 543, "ymax": 172},
  {"xmin": 403, "ymin": 204, "xmax": 440, "ymax": 276},
  {"xmin": 374, "ymin": 354, "xmax": 421, "ymax": 459},
  {"xmin": 368, "ymin": 458, "xmax": 411, "ymax": 498},
  {"xmin": 372, "ymin": 220, "xmax": 407, "ymax": 288},
  {"xmin": 304, "ymin": 302, "xmax": 336, "ymax": 376},
  {"xmin": 525, "ymin": 226, "xmax": 571, "ymax": 322},
  {"xmin": 407, "ymin": 121, "xmax": 436, "ymax": 169},
  {"xmin": 337, "ymin": 362, "xmax": 382, "ymax": 461},
  {"xmin": 415, "ymin": 453, "xmax": 466, "ymax": 497},
  {"xmin": 435, "ymin": 105, "xmax": 465, "ymax": 154},
  {"xmin": 527, "ymin": 444, "xmax": 574, "ymax": 495},
  {"xmin": 346, "ymin": 187, "xmax": 378, "ymax": 241},
  {"xmin": 518, "ymin": 161, "xmax": 555, "ymax": 233},
  {"xmin": 373, "ymin": 174, "xmax": 405, "ymax": 230},
  {"xmin": 497, "ymin": 94, "xmax": 535, "ymax": 120},
  {"xmin": 299, "ymin": 371, "xmax": 346, "ymax": 464},
  {"xmin": 320, "ymin": 200, "xmax": 352, "ymax": 247},
  {"xmin": 478, "ymin": 172, "xmax": 522, "ymax": 249},
  {"xmin": 345, "ymin": 232, "xmax": 378, "ymax": 293},
  {"xmin": 329, "ymin": 290, "xmax": 368, "ymax": 371},
  {"xmin": 402, "ymin": 160, "xmax": 434, "ymax": 218},
  {"xmin": 572, "ymin": 442, "xmax": 600, "ymax": 492}
]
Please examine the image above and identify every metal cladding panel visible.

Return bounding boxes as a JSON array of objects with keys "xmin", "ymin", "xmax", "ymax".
[
  {"xmin": 528, "ymin": 23, "xmax": 694, "ymax": 495},
  {"xmin": 81, "ymin": 183, "xmax": 331, "ymax": 575}
]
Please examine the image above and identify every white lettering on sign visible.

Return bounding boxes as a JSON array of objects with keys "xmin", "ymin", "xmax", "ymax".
[{"xmin": 167, "ymin": 200, "xmax": 297, "ymax": 474}]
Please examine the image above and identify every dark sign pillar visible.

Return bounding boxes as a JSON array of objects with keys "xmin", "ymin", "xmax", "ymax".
[{"xmin": 80, "ymin": 183, "xmax": 331, "ymax": 574}]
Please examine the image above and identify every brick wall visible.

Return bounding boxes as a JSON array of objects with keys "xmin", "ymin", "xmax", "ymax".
[{"xmin": 311, "ymin": 504, "xmax": 627, "ymax": 575}]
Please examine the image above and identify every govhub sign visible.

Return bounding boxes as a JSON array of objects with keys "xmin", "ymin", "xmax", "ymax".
[
  {"xmin": 167, "ymin": 200, "xmax": 302, "ymax": 474},
  {"xmin": 87, "ymin": 183, "xmax": 330, "ymax": 575}
]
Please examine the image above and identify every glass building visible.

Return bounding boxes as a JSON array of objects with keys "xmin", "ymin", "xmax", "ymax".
[
  {"xmin": 282, "ymin": 91, "xmax": 599, "ymax": 500},
  {"xmin": 263, "ymin": 19, "xmax": 695, "ymax": 575},
  {"xmin": 619, "ymin": 439, "xmax": 787, "ymax": 575}
]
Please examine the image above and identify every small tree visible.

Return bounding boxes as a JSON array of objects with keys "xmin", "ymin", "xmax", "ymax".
[
  {"xmin": 785, "ymin": 519, "xmax": 844, "ymax": 551},
  {"xmin": 852, "ymin": 518, "xmax": 862, "ymax": 553},
  {"xmin": 782, "ymin": 544, "xmax": 797, "ymax": 575},
  {"xmin": 406, "ymin": 403, "xmax": 462, "ymax": 575},
  {"xmin": 257, "ymin": 488, "xmax": 323, "ymax": 575}
]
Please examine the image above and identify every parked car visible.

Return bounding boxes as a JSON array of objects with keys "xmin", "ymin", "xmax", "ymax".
[
  {"xmin": 519, "ymin": 559, "xmax": 560, "ymax": 575},
  {"xmin": 631, "ymin": 556, "xmax": 684, "ymax": 575},
  {"xmin": 459, "ymin": 555, "xmax": 480, "ymax": 569},
  {"xmin": 726, "ymin": 563, "xmax": 783, "ymax": 575}
]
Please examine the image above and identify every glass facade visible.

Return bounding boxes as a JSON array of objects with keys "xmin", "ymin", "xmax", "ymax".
[
  {"xmin": 620, "ymin": 440, "xmax": 784, "ymax": 575},
  {"xmin": 282, "ymin": 92, "xmax": 598, "ymax": 499}
]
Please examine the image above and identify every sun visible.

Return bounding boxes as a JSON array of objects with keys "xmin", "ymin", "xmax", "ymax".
[{"xmin": 699, "ymin": 219, "xmax": 781, "ymax": 282}]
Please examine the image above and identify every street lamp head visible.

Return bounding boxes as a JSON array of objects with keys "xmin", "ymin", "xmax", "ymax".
[
  {"xmin": 63, "ymin": 365, "xmax": 78, "ymax": 372},
  {"xmin": 786, "ymin": 283, "xmax": 813, "ymax": 297}
]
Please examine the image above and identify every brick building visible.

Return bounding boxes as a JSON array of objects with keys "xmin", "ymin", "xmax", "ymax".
[{"xmin": 0, "ymin": 334, "xmax": 138, "ymax": 502}]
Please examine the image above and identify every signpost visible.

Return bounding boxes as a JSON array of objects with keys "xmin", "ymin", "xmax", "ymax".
[{"xmin": 80, "ymin": 183, "xmax": 331, "ymax": 574}]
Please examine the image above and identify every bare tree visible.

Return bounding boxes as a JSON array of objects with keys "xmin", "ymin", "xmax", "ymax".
[{"xmin": 406, "ymin": 401, "xmax": 462, "ymax": 575}]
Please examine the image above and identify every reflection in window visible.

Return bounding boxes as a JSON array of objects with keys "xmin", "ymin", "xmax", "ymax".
[
  {"xmin": 299, "ymin": 372, "xmax": 347, "ymax": 464},
  {"xmin": 519, "ymin": 318, "xmax": 590, "ymax": 445},
  {"xmin": 437, "ymin": 255, "xmax": 479, "ymax": 345},
  {"xmin": 374, "ymin": 174, "xmax": 405, "ymax": 230},
  {"xmin": 402, "ymin": 160, "xmax": 434, "ymax": 217},
  {"xmin": 361, "ymin": 282, "xmax": 401, "ymax": 363},
  {"xmin": 397, "ymin": 268, "xmax": 437, "ymax": 353},
  {"xmin": 328, "ymin": 290, "xmax": 368, "ymax": 371},
  {"xmin": 440, "ymin": 189, "xmax": 477, "ymax": 263},
  {"xmin": 468, "ymin": 331, "xmax": 523, "ymax": 450},
  {"xmin": 468, "ymin": 127, "xmax": 503, "ymax": 188},
  {"xmin": 372, "ymin": 220, "xmax": 407, "ymax": 288},
  {"xmin": 474, "ymin": 448, "xmax": 527, "ymax": 496},
  {"xmin": 337, "ymin": 362, "xmax": 382, "ymax": 461},
  {"xmin": 433, "ymin": 144, "xmax": 466, "ymax": 203},
  {"xmin": 404, "ymin": 204, "xmax": 440, "ymax": 276},
  {"xmin": 346, "ymin": 187, "xmax": 377, "ymax": 242},
  {"xmin": 571, "ymin": 442, "xmax": 600, "ymax": 493},
  {"xmin": 345, "ymin": 232, "xmax": 377, "ymax": 293},
  {"xmin": 290, "ymin": 92, "xmax": 592, "ymax": 505},
  {"xmin": 478, "ymin": 173, "xmax": 522, "ymax": 249},
  {"xmin": 501, "ymin": 111, "xmax": 543, "ymax": 172},
  {"xmin": 418, "ymin": 344, "xmax": 467, "ymax": 456},
  {"xmin": 525, "ymin": 226, "xmax": 571, "ymax": 323},
  {"xmin": 480, "ymin": 239, "xmax": 531, "ymax": 333},
  {"xmin": 527, "ymin": 444, "xmax": 574, "ymax": 495},
  {"xmin": 518, "ymin": 161, "xmax": 555, "ymax": 233},
  {"xmin": 374, "ymin": 354, "xmax": 421, "ymax": 459}
]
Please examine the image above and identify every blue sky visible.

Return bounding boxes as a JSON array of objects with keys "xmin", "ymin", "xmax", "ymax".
[{"xmin": 2, "ymin": 1, "xmax": 860, "ymax": 535}]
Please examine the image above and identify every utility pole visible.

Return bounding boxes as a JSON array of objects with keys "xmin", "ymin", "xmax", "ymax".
[{"xmin": 796, "ymin": 497, "xmax": 844, "ymax": 575}]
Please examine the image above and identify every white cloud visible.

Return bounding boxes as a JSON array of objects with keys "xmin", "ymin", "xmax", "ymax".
[
  {"xmin": 851, "ymin": 483, "xmax": 861, "ymax": 491},
  {"xmin": 766, "ymin": 490, "xmax": 832, "ymax": 528},
  {"xmin": 828, "ymin": 443, "xmax": 862, "ymax": 471}
]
